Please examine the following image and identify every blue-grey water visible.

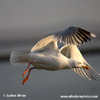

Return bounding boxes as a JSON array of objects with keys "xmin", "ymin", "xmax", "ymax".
[{"xmin": 0, "ymin": 53, "xmax": 100, "ymax": 100}]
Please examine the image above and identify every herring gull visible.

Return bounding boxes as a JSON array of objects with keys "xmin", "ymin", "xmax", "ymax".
[{"xmin": 10, "ymin": 26, "xmax": 100, "ymax": 85}]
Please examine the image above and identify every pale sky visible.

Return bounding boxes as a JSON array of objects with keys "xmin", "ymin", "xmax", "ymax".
[{"xmin": 0, "ymin": 0, "xmax": 100, "ymax": 41}]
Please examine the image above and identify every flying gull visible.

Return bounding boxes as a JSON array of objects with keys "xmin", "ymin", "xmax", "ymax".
[{"xmin": 10, "ymin": 26, "xmax": 100, "ymax": 85}]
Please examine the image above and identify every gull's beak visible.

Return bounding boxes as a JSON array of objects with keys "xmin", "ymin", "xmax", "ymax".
[{"xmin": 83, "ymin": 66, "xmax": 90, "ymax": 70}]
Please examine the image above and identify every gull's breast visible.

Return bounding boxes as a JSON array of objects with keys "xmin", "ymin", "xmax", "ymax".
[{"xmin": 30, "ymin": 53, "xmax": 69, "ymax": 71}]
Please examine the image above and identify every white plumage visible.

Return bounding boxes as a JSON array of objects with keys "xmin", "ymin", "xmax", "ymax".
[{"xmin": 10, "ymin": 26, "xmax": 100, "ymax": 85}]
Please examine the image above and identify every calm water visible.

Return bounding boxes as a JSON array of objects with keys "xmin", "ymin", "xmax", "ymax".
[{"xmin": 0, "ymin": 53, "xmax": 100, "ymax": 100}]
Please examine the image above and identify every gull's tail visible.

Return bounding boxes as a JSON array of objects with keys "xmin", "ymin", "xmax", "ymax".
[{"xmin": 10, "ymin": 51, "xmax": 29, "ymax": 66}]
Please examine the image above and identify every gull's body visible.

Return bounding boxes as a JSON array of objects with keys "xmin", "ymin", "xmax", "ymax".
[
  {"xmin": 28, "ymin": 49, "xmax": 80, "ymax": 71},
  {"xmin": 10, "ymin": 26, "xmax": 100, "ymax": 85}
]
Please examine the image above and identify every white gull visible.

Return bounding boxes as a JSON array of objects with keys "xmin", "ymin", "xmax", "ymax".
[{"xmin": 10, "ymin": 26, "xmax": 100, "ymax": 85}]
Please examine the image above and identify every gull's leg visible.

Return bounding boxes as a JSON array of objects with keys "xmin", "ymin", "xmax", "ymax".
[
  {"xmin": 22, "ymin": 62, "xmax": 32, "ymax": 78},
  {"xmin": 22, "ymin": 67, "xmax": 35, "ymax": 85}
]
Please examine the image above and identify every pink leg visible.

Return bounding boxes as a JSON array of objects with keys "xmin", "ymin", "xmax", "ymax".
[
  {"xmin": 22, "ymin": 62, "xmax": 32, "ymax": 78},
  {"xmin": 22, "ymin": 67, "xmax": 35, "ymax": 85}
]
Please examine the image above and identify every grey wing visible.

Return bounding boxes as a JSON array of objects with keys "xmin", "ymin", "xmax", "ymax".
[
  {"xmin": 31, "ymin": 26, "xmax": 96, "ymax": 53},
  {"xmin": 31, "ymin": 35, "xmax": 54, "ymax": 52},
  {"xmin": 60, "ymin": 45, "xmax": 100, "ymax": 81},
  {"xmin": 47, "ymin": 26, "xmax": 96, "ymax": 45}
]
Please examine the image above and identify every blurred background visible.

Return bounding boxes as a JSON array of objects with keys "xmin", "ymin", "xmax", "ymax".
[{"xmin": 0, "ymin": 0, "xmax": 100, "ymax": 100}]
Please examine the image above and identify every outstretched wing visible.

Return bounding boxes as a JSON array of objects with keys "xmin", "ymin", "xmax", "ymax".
[
  {"xmin": 31, "ymin": 26, "xmax": 96, "ymax": 52},
  {"xmin": 46, "ymin": 26, "xmax": 96, "ymax": 45},
  {"xmin": 60, "ymin": 45, "xmax": 100, "ymax": 81},
  {"xmin": 31, "ymin": 35, "xmax": 54, "ymax": 52}
]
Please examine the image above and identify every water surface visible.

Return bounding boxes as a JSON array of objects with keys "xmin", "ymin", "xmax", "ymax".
[{"xmin": 0, "ymin": 53, "xmax": 100, "ymax": 100}]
